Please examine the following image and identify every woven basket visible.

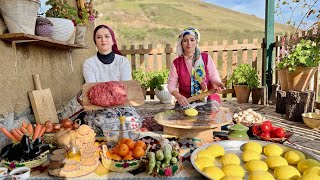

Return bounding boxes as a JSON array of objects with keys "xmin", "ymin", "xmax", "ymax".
[
  {"xmin": 151, "ymin": 161, "xmax": 182, "ymax": 178},
  {"xmin": 0, "ymin": 0, "xmax": 39, "ymax": 35},
  {"xmin": 100, "ymin": 144, "xmax": 150, "ymax": 172},
  {"xmin": 43, "ymin": 133, "xmax": 56, "ymax": 145},
  {"xmin": 1, "ymin": 150, "xmax": 49, "ymax": 170}
]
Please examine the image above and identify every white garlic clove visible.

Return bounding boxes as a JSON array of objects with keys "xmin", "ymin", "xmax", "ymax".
[{"xmin": 233, "ymin": 113, "xmax": 239, "ymax": 119}]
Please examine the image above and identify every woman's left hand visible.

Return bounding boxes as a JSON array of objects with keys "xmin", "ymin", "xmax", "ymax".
[{"xmin": 212, "ymin": 81, "xmax": 225, "ymax": 93}]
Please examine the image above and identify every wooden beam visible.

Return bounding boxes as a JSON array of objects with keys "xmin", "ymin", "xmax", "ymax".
[{"xmin": 265, "ymin": 0, "xmax": 275, "ymax": 96}]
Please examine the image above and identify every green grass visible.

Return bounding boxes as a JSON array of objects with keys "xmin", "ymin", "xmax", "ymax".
[{"xmin": 94, "ymin": 0, "xmax": 287, "ymax": 46}]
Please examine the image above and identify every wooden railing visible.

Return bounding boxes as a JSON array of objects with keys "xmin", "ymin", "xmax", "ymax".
[{"xmin": 120, "ymin": 38, "xmax": 264, "ymax": 83}]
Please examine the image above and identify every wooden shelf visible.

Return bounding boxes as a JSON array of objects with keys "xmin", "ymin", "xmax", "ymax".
[{"xmin": 0, "ymin": 33, "xmax": 89, "ymax": 49}]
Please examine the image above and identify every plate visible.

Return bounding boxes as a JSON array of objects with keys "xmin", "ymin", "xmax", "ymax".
[{"xmin": 190, "ymin": 140, "xmax": 320, "ymax": 179}]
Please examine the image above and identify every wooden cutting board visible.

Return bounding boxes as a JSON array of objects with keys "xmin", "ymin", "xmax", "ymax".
[
  {"xmin": 82, "ymin": 80, "xmax": 145, "ymax": 110},
  {"xmin": 28, "ymin": 74, "xmax": 59, "ymax": 124}
]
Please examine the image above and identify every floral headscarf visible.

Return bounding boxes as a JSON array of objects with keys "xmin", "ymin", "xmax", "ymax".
[
  {"xmin": 176, "ymin": 27, "xmax": 208, "ymax": 100},
  {"xmin": 176, "ymin": 27, "xmax": 201, "ymax": 62},
  {"xmin": 93, "ymin": 25, "xmax": 122, "ymax": 55}
]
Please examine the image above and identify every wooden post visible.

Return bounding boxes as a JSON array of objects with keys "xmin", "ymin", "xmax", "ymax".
[
  {"xmin": 165, "ymin": 43, "xmax": 172, "ymax": 69},
  {"xmin": 276, "ymin": 90, "xmax": 286, "ymax": 114},
  {"xmin": 285, "ymin": 90, "xmax": 315, "ymax": 122}
]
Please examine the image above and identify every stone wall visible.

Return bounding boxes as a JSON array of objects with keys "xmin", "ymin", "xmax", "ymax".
[{"xmin": 0, "ymin": 12, "xmax": 96, "ymax": 148}]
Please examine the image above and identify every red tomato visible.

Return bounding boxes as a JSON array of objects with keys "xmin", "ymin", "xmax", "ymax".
[
  {"xmin": 262, "ymin": 120, "xmax": 273, "ymax": 127},
  {"xmin": 270, "ymin": 125, "xmax": 277, "ymax": 132},
  {"xmin": 260, "ymin": 123, "xmax": 272, "ymax": 133},
  {"xmin": 252, "ymin": 124, "xmax": 261, "ymax": 135},
  {"xmin": 260, "ymin": 132, "xmax": 270, "ymax": 139},
  {"xmin": 274, "ymin": 127, "xmax": 286, "ymax": 138}
]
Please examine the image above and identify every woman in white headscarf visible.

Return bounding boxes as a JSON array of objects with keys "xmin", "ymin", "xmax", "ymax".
[{"xmin": 167, "ymin": 27, "xmax": 225, "ymax": 106}]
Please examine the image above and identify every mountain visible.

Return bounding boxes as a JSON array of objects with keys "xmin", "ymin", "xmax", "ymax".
[{"xmin": 94, "ymin": 0, "xmax": 286, "ymax": 46}]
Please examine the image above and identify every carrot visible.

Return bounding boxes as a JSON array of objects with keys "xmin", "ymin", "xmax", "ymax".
[
  {"xmin": 0, "ymin": 127, "xmax": 18, "ymax": 143},
  {"xmin": 39, "ymin": 126, "xmax": 46, "ymax": 138},
  {"xmin": 22, "ymin": 122, "xmax": 27, "ymax": 128},
  {"xmin": 15, "ymin": 128, "xmax": 24, "ymax": 137},
  {"xmin": 11, "ymin": 129, "xmax": 22, "ymax": 142},
  {"xmin": 27, "ymin": 123, "xmax": 34, "ymax": 135},
  {"xmin": 32, "ymin": 124, "xmax": 42, "ymax": 140},
  {"xmin": 21, "ymin": 126, "xmax": 29, "ymax": 135}
]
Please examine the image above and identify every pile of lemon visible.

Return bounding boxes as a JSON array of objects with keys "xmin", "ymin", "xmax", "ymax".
[{"xmin": 194, "ymin": 142, "xmax": 320, "ymax": 180}]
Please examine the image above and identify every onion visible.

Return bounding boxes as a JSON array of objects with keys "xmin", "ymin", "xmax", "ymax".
[
  {"xmin": 45, "ymin": 125, "xmax": 54, "ymax": 133},
  {"xmin": 45, "ymin": 120, "xmax": 53, "ymax": 127},
  {"xmin": 53, "ymin": 123, "xmax": 61, "ymax": 130},
  {"xmin": 61, "ymin": 119, "xmax": 73, "ymax": 128}
]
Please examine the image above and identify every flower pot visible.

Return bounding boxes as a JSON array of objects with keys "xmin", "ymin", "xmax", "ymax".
[
  {"xmin": 0, "ymin": 0, "xmax": 40, "ymax": 35},
  {"xmin": 277, "ymin": 69, "xmax": 288, "ymax": 91},
  {"xmin": 252, "ymin": 86, "xmax": 268, "ymax": 105},
  {"xmin": 74, "ymin": 25, "xmax": 87, "ymax": 45},
  {"xmin": 234, "ymin": 85, "xmax": 251, "ymax": 103},
  {"xmin": 155, "ymin": 84, "xmax": 173, "ymax": 104},
  {"xmin": 286, "ymin": 66, "xmax": 317, "ymax": 92}
]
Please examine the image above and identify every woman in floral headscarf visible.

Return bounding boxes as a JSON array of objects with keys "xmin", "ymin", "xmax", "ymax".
[{"xmin": 168, "ymin": 27, "xmax": 225, "ymax": 106}]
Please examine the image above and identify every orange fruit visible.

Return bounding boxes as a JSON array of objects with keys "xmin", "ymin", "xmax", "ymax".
[
  {"xmin": 124, "ymin": 139, "xmax": 136, "ymax": 150},
  {"xmin": 117, "ymin": 144, "xmax": 129, "ymax": 157},
  {"xmin": 119, "ymin": 138, "xmax": 129, "ymax": 144},
  {"xmin": 127, "ymin": 150, "xmax": 133, "ymax": 156},
  {"xmin": 112, "ymin": 145, "xmax": 119, "ymax": 154},
  {"xmin": 133, "ymin": 147, "xmax": 145, "ymax": 159},
  {"xmin": 110, "ymin": 154, "xmax": 121, "ymax": 160},
  {"xmin": 106, "ymin": 151, "xmax": 112, "ymax": 158},
  {"xmin": 123, "ymin": 155, "xmax": 134, "ymax": 160},
  {"xmin": 134, "ymin": 140, "xmax": 146, "ymax": 150}
]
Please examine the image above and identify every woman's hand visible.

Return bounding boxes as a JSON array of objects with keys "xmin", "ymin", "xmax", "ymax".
[
  {"xmin": 212, "ymin": 81, "xmax": 225, "ymax": 93},
  {"xmin": 175, "ymin": 93, "xmax": 189, "ymax": 106}
]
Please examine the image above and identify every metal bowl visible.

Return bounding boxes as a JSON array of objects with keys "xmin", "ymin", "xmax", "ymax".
[{"xmin": 302, "ymin": 113, "xmax": 320, "ymax": 129}]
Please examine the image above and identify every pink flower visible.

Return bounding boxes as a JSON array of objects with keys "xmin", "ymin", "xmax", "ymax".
[
  {"xmin": 89, "ymin": 15, "xmax": 95, "ymax": 22},
  {"xmin": 164, "ymin": 168, "xmax": 172, "ymax": 176}
]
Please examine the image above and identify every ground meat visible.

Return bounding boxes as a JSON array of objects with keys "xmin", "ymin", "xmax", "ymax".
[{"xmin": 88, "ymin": 81, "xmax": 127, "ymax": 107}]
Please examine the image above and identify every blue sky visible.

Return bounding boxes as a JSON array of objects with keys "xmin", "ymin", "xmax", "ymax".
[{"xmin": 204, "ymin": 0, "xmax": 320, "ymax": 29}]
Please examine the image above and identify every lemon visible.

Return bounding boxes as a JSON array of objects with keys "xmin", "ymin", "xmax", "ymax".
[
  {"xmin": 248, "ymin": 170, "xmax": 274, "ymax": 180},
  {"xmin": 207, "ymin": 144, "xmax": 225, "ymax": 157},
  {"xmin": 299, "ymin": 173, "xmax": 320, "ymax": 180},
  {"xmin": 242, "ymin": 150, "xmax": 261, "ymax": 162},
  {"xmin": 266, "ymin": 156, "xmax": 288, "ymax": 169},
  {"xmin": 243, "ymin": 142, "xmax": 262, "ymax": 154},
  {"xmin": 221, "ymin": 153, "xmax": 240, "ymax": 165},
  {"xmin": 203, "ymin": 166, "xmax": 225, "ymax": 180},
  {"xmin": 197, "ymin": 149, "xmax": 215, "ymax": 160},
  {"xmin": 274, "ymin": 165, "xmax": 301, "ymax": 180},
  {"xmin": 264, "ymin": 144, "xmax": 283, "ymax": 156},
  {"xmin": 284, "ymin": 150, "xmax": 306, "ymax": 165},
  {"xmin": 303, "ymin": 166, "xmax": 320, "ymax": 175},
  {"xmin": 297, "ymin": 159, "xmax": 320, "ymax": 173},
  {"xmin": 221, "ymin": 176, "xmax": 243, "ymax": 180},
  {"xmin": 184, "ymin": 108, "xmax": 198, "ymax": 116},
  {"xmin": 222, "ymin": 164, "xmax": 245, "ymax": 178},
  {"xmin": 195, "ymin": 157, "xmax": 215, "ymax": 171},
  {"xmin": 246, "ymin": 160, "xmax": 268, "ymax": 172}
]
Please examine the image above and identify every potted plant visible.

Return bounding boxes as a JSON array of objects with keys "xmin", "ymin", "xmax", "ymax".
[
  {"xmin": 278, "ymin": 39, "xmax": 320, "ymax": 91},
  {"xmin": 45, "ymin": 0, "xmax": 77, "ymax": 42},
  {"xmin": 228, "ymin": 64, "xmax": 260, "ymax": 103},
  {"xmin": 149, "ymin": 69, "xmax": 173, "ymax": 104},
  {"xmin": 132, "ymin": 69, "xmax": 154, "ymax": 99}
]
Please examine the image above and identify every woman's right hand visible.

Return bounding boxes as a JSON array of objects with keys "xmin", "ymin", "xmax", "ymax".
[{"xmin": 175, "ymin": 93, "xmax": 189, "ymax": 106}]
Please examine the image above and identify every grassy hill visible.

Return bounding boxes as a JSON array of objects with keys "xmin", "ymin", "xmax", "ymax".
[{"xmin": 94, "ymin": 0, "xmax": 286, "ymax": 46}]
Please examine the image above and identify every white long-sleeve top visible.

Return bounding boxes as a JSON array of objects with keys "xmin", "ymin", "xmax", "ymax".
[{"xmin": 83, "ymin": 54, "xmax": 132, "ymax": 83}]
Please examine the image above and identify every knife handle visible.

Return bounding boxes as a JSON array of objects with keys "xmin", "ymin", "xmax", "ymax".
[{"xmin": 32, "ymin": 74, "xmax": 42, "ymax": 90}]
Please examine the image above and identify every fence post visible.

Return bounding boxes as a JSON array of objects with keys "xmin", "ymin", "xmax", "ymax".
[
  {"xmin": 165, "ymin": 43, "xmax": 172, "ymax": 69},
  {"xmin": 147, "ymin": 44, "xmax": 153, "ymax": 70},
  {"xmin": 130, "ymin": 45, "xmax": 136, "ymax": 70},
  {"xmin": 139, "ymin": 45, "xmax": 144, "ymax": 70}
]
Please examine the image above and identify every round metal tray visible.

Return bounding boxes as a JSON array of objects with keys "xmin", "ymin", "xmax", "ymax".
[{"xmin": 190, "ymin": 140, "xmax": 320, "ymax": 179}]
